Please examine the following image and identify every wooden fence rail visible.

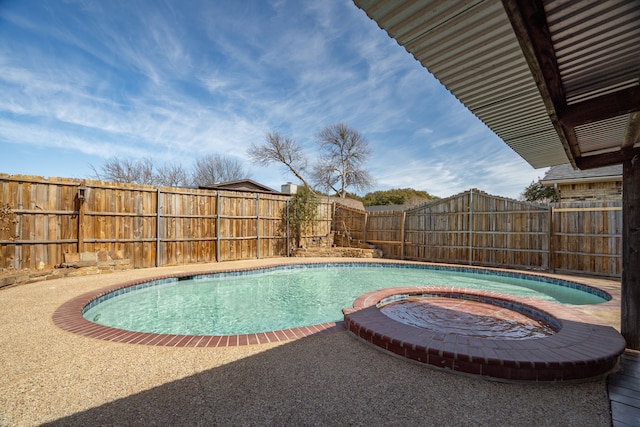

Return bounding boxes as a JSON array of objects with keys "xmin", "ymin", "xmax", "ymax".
[
  {"xmin": 1, "ymin": 176, "xmax": 623, "ymax": 278},
  {"xmin": 550, "ymin": 202, "xmax": 622, "ymax": 277},
  {"xmin": 334, "ymin": 189, "xmax": 622, "ymax": 278},
  {"xmin": 0, "ymin": 175, "xmax": 333, "ymax": 269}
]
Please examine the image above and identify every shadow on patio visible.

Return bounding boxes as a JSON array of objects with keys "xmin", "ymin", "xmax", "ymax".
[{"xmin": 42, "ymin": 331, "xmax": 611, "ymax": 426}]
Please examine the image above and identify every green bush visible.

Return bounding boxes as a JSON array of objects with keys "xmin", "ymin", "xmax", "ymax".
[{"xmin": 286, "ymin": 187, "xmax": 319, "ymax": 248}]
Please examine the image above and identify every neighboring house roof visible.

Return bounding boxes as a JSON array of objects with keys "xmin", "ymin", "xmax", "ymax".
[
  {"xmin": 200, "ymin": 179, "xmax": 281, "ymax": 194},
  {"xmin": 541, "ymin": 164, "xmax": 622, "ymax": 186},
  {"xmin": 365, "ymin": 205, "xmax": 406, "ymax": 213},
  {"xmin": 365, "ymin": 200, "xmax": 430, "ymax": 212}
]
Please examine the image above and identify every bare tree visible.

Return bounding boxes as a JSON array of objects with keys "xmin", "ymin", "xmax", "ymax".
[
  {"xmin": 155, "ymin": 162, "xmax": 191, "ymax": 187},
  {"xmin": 91, "ymin": 157, "xmax": 155, "ymax": 184},
  {"xmin": 191, "ymin": 154, "xmax": 249, "ymax": 187},
  {"xmin": 312, "ymin": 123, "xmax": 374, "ymax": 197},
  {"xmin": 92, "ymin": 155, "xmax": 248, "ymax": 187},
  {"xmin": 247, "ymin": 131, "xmax": 314, "ymax": 190}
]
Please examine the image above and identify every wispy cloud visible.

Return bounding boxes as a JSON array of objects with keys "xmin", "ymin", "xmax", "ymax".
[{"xmin": 0, "ymin": 0, "xmax": 547, "ymax": 198}]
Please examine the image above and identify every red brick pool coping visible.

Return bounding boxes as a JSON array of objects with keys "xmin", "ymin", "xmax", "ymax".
[
  {"xmin": 52, "ymin": 268, "xmax": 346, "ymax": 347},
  {"xmin": 343, "ymin": 287, "xmax": 626, "ymax": 382},
  {"xmin": 52, "ymin": 260, "xmax": 623, "ymax": 365}
]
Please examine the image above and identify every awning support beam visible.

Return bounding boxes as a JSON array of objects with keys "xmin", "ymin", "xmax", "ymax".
[
  {"xmin": 576, "ymin": 147, "xmax": 640, "ymax": 170},
  {"xmin": 501, "ymin": 0, "xmax": 579, "ymax": 166},
  {"xmin": 622, "ymin": 154, "xmax": 640, "ymax": 350},
  {"xmin": 560, "ymin": 87, "xmax": 640, "ymax": 128}
]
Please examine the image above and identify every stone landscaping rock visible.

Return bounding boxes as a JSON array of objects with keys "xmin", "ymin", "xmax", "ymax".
[{"xmin": 0, "ymin": 251, "xmax": 132, "ymax": 289}]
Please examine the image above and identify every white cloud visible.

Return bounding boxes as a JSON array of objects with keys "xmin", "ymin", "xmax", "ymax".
[{"xmin": 0, "ymin": 0, "xmax": 544, "ymax": 200}]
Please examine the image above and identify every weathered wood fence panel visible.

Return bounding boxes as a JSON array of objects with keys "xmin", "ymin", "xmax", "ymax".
[
  {"xmin": 335, "ymin": 194, "xmax": 622, "ymax": 277},
  {"xmin": 1, "ymin": 175, "xmax": 79, "ymax": 270},
  {"xmin": 405, "ymin": 190, "xmax": 549, "ymax": 270},
  {"xmin": 365, "ymin": 210, "xmax": 404, "ymax": 258},
  {"xmin": 314, "ymin": 201, "xmax": 334, "ymax": 238},
  {"xmin": 404, "ymin": 192, "xmax": 475, "ymax": 265},
  {"xmin": 0, "ymin": 175, "xmax": 296, "ymax": 269},
  {"xmin": 159, "ymin": 188, "xmax": 218, "ymax": 266},
  {"xmin": 297, "ymin": 201, "xmax": 334, "ymax": 249},
  {"xmin": 360, "ymin": 191, "xmax": 620, "ymax": 277},
  {"xmin": 468, "ymin": 191, "xmax": 549, "ymax": 269},
  {"xmin": 218, "ymin": 191, "xmax": 257, "ymax": 261},
  {"xmin": 258, "ymin": 195, "xmax": 288, "ymax": 259},
  {"xmin": 83, "ymin": 181, "xmax": 158, "ymax": 268},
  {"xmin": 551, "ymin": 202, "xmax": 622, "ymax": 277},
  {"xmin": 332, "ymin": 204, "xmax": 367, "ymax": 244},
  {"xmin": 1, "ymin": 175, "xmax": 623, "ymax": 277}
]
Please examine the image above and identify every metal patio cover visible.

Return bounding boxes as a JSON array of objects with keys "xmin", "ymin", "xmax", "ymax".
[{"xmin": 353, "ymin": 0, "xmax": 640, "ymax": 171}]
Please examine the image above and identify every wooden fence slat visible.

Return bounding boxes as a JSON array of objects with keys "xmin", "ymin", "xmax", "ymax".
[
  {"xmin": 0, "ymin": 176, "xmax": 295, "ymax": 269},
  {"xmin": 0, "ymin": 178, "xmax": 623, "ymax": 277},
  {"xmin": 333, "ymin": 191, "xmax": 620, "ymax": 277}
]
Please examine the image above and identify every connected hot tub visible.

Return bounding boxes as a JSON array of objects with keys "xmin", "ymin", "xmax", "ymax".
[{"xmin": 343, "ymin": 287, "xmax": 626, "ymax": 382}]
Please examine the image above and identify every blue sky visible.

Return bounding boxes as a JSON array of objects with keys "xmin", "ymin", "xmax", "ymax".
[{"xmin": 0, "ymin": 0, "xmax": 548, "ymax": 199}]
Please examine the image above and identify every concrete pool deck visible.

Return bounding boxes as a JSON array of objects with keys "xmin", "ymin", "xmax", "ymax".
[{"xmin": 0, "ymin": 258, "xmax": 624, "ymax": 426}]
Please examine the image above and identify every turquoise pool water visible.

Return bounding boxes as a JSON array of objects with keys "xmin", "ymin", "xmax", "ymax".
[{"xmin": 82, "ymin": 263, "xmax": 609, "ymax": 336}]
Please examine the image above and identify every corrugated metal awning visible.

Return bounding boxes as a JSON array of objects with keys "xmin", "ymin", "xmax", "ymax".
[{"xmin": 354, "ymin": 0, "xmax": 640, "ymax": 170}]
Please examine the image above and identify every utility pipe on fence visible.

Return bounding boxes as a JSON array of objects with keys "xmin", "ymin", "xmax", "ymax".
[{"xmin": 77, "ymin": 181, "xmax": 86, "ymax": 254}]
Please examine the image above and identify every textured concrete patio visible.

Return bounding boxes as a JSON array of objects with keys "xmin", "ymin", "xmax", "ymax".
[{"xmin": 0, "ymin": 258, "xmax": 622, "ymax": 426}]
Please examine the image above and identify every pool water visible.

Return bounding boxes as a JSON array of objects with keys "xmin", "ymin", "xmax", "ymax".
[
  {"xmin": 82, "ymin": 263, "xmax": 608, "ymax": 336},
  {"xmin": 379, "ymin": 297, "xmax": 557, "ymax": 339}
]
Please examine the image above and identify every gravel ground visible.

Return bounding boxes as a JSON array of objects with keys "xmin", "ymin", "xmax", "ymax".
[{"xmin": 0, "ymin": 259, "xmax": 617, "ymax": 426}]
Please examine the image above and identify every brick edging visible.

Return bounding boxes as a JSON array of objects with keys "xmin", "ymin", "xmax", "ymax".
[
  {"xmin": 52, "ymin": 265, "xmax": 347, "ymax": 346},
  {"xmin": 343, "ymin": 287, "xmax": 626, "ymax": 382}
]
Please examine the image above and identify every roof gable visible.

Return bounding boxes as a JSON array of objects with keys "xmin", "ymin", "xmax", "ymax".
[{"xmin": 200, "ymin": 179, "xmax": 280, "ymax": 194}]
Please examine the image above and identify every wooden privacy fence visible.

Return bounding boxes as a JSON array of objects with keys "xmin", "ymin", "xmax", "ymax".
[
  {"xmin": 0, "ymin": 175, "xmax": 331, "ymax": 269},
  {"xmin": 332, "ymin": 204, "xmax": 367, "ymax": 244},
  {"xmin": 550, "ymin": 201, "xmax": 622, "ymax": 277},
  {"xmin": 0, "ymin": 175, "xmax": 623, "ymax": 278},
  {"xmin": 335, "ymin": 189, "xmax": 622, "ymax": 278}
]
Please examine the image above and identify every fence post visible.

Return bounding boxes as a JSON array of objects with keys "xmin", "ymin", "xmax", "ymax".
[
  {"xmin": 468, "ymin": 189, "xmax": 474, "ymax": 265},
  {"xmin": 548, "ymin": 205, "xmax": 554, "ymax": 272},
  {"xmin": 216, "ymin": 192, "xmax": 221, "ymax": 262},
  {"xmin": 155, "ymin": 188, "xmax": 161, "ymax": 267},
  {"xmin": 286, "ymin": 200, "xmax": 290, "ymax": 257},
  {"xmin": 400, "ymin": 211, "xmax": 406, "ymax": 260},
  {"xmin": 256, "ymin": 194, "xmax": 261, "ymax": 259},
  {"xmin": 363, "ymin": 211, "xmax": 368, "ymax": 243},
  {"xmin": 77, "ymin": 183, "xmax": 85, "ymax": 254}
]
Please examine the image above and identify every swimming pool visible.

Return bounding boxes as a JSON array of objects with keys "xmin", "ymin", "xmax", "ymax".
[{"xmin": 81, "ymin": 262, "xmax": 610, "ymax": 336}]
